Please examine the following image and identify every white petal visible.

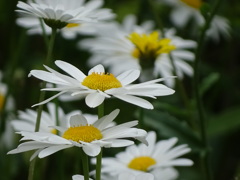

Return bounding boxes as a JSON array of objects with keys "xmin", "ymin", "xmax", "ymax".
[
  {"xmin": 93, "ymin": 109, "xmax": 120, "ymax": 130},
  {"xmin": 85, "ymin": 92, "xmax": 105, "ymax": 108},
  {"xmin": 117, "ymin": 69, "xmax": 140, "ymax": 86},
  {"xmin": 55, "ymin": 60, "xmax": 86, "ymax": 81},
  {"xmin": 38, "ymin": 144, "xmax": 72, "ymax": 158},
  {"xmin": 114, "ymin": 94, "xmax": 153, "ymax": 109},
  {"xmin": 82, "ymin": 144, "xmax": 101, "ymax": 157},
  {"xmin": 88, "ymin": 64, "xmax": 105, "ymax": 75},
  {"xmin": 110, "ymin": 139, "xmax": 134, "ymax": 147},
  {"xmin": 69, "ymin": 114, "xmax": 88, "ymax": 126}
]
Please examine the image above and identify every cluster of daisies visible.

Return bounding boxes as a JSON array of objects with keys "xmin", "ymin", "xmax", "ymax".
[{"xmin": 3, "ymin": 0, "xmax": 230, "ymax": 179}]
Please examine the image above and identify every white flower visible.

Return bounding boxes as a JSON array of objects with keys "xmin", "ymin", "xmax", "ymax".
[
  {"xmin": 99, "ymin": 131, "xmax": 193, "ymax": 180},
  {"xmin": 72, "ymin": 172, "xmax": 154, "ymax": 180},
  {"xmin": 16, "ymin": 0, "xmax": 112, "ymax": 29},
  {"xmin": 16, "ymin": 0, "xmax": 115, "ymax": 38},
  {"xmin": 29, "ymin": 60, "xmax": 175, "ymax": 109},
  {"xmin": 158, "ymin": 0, "xmax": 230, "ymax": 42},
  {"xmin": 79, "ymin": 14, "xmax": 196, "ymax": 87},
  {"xmin": 8, "ymin": 109, "xmax": 147, "ymax": 159},
  {"xmin": 11, "ymin": 103, "xmax": 98, "ymax": 134}
]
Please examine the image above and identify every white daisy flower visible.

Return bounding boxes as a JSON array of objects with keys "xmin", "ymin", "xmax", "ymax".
[
  {"xmin": 11, "ymin": 103, "xmax": 98, "ymax": 134},
  {"xmin": 29, "ymin": 60, "xmax": 175, "ymax": 109},
  {"xmin": 16, "ymin": 0, "xmax": 112, "ymax": 29},
  {"xmin": 72, "ymin": 172, "xmax": 155, "ymax": 180},
  {"xmin": 158, "ymin": 0, "xmax": 231, "ymax": 42},
  {"xmin": 8, "ymin": 109, "xmax": 147, "ymax": 158},
  {"xmin": 79, "ymin": 14, "xmax": 196, "ymax": 87},
  {"xmin": 99, "ymin": 131, "xmax": 193, "ymax": 180},
  {"xmin": 16, "ymin": 0, "xmax": 115, "ymax": 38}
]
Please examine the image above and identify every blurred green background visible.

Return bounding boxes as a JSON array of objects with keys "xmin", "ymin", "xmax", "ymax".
[{"xmin": 0, "ymin": 0, "xmax": 240, "ymax": 180}]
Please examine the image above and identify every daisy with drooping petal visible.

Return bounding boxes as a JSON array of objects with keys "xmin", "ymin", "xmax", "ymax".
[
  {"xmin": 16, "ymin": 0, "xmax": 112, "ymax": 29},
  {"xmin": 79, "ymin": 14, "xmax": 196, "ymax": 87},
  {"xmin": 29, "ymin": 60, "xmax": 175, "ymax": 109},
  {"xmin": 99, "ymin": 131, "xmax": 193, "ymax": 180},
  {"xmin": 8, "ymin": 109, "xmax": 147, "ymax": 159},
  {"xmin": 16, "ymin": 0, "xmax": 115, "ymax": 38},
  {"xmin": 158, "ymin": 0, "xmax": 231, "ymax": 42}
]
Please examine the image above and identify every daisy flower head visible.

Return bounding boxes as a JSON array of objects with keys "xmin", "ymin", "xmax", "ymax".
[
  {"xmin": 158, "ymin": 0, "xmax": 231, "ymax": 42},
  {"xmin": 72, "ymin": 172, "xmax": 154, "ymax": 180},
  {"xmin": 16, "ymin": 0, "xmax": 112, "ymax": 29},
  {"xmin": 8, "ymin": 109, "xmax": 147, "ymax": 159},
  {"xmin": 11, "ymin": 102, "xmax": 98, "ymax": 134},
  {"xmin": 79, "ymin": 14, "xmax": 196, "ymax": 87},
  {"xmin": 29, "ymin": 60, "xmax": 175, "ymax": 109},
  {"xmin": 16, "ymin": 0, "xmax": 116, "ymax": 38},
  {"xmin": 99, "ymin": 131, "xmax": 193, "ymax": 179},
  {"xmin": 11, "ymin": 103, "xmax": 66, "ymax": 134}
]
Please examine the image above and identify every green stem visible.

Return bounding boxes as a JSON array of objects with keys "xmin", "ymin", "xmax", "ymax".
[
  {"xmin": 81, "ymin": 149, "xmax": 89, "ymax": 180},
  {"xmin": 28, "ymin": 27, "xmax": 57, "ymax": 180},
  {"xmin": 148, "ymin": 0, "xmax": 190, "ymax": 108},
  {"xmin": 96, "ymin": 103, "xmax": 104, "ymax": 180},
  {"xmin": 28, "ymin": 158, "xmax": 36, "ymax": 180},
  {"xmin": 193, "ymin": 0, "xmax": 222, "ymax": 180},
  {"xmin": 34, "ymin": 28, "xmax": 57, "ymax": 132},
  {"xmin": 96, "ymin": 149, "xmax": 103, "ymax": 180}
]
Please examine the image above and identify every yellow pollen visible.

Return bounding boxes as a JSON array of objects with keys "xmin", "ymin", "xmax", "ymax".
[
  {"xmin": 62, "ymin": 125, "xmax": 103, "ymax": 143},
  {"xmin": 0, "ymin": 93, "xmax": 5, "ymax": 111},
  {"xmin": 66, "ymin": 23, "xmax": 80, "ymax": 28},
  {"xmin": 128, "ymin": 156, "xmax": 157, "ymax": 172},
  {"xmin": 82, "ymin": 72, "xmax": 122, "ymax": 91},
  {"xmin": 128, "ymin": 31, "xmax": 176, "ymax": 59},
  {"xmin": 180, "ymin": 0, "xmax": 203, "ymax": 9}
]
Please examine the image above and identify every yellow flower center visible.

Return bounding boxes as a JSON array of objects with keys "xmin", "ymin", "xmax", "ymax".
[
  {"xmin": 66, "ymin": 23, "xmax": 80, "ymax": 28},
  {"xmin": 128, "ymin": 31, "xmax": 176, "ymax": 69},
  {"xmin": 180, "ymin": 0, "xmax": 202, "ymax": 9},
  {"xmin": 62, "ymin": 125, "xmax": 103, "ymax": 143},
  {"xmin": 82, "ymin": 72, "xmax": 122, "ymax": 91},
  {"xmin": 0, "ymin": 93, "xmax": 5, "ymax": 111},
  {"xmin": 128, "ymin": 156, "xmax": 157, "ymax": 172}
]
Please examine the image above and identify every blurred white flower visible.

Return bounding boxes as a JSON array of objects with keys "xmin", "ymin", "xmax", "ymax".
[
  {"xmin": 0, "ymin": 71, "xmax": 14, "ymax": 112},
  {"xmin": 79, "ymin": 14, "xmax": 196, "ymax": 87},
  {"xmin": 29, "ymin": 60, "xmax": 175, "ymax": 109},
  {"xmin": 8, "ymin": 109, "xmax": 147, "ymax": 158},
  {"xmin": 99, "ymin": 131, "xmax": 193, "ymax": 180},
  {"xmin": 11, "ymin": 102, "xmax": 98, "ymax": 134},
  {"xmin": 158, "ymin": 0, "xmax": 231, "ymax": 42},
  {"xmin": 16, "ymin": 0, "xmax": 115, "ymax": 38},
  {"xmin": 16, "ymin": 0, "xmax": 114, "ymax": 29},
  {"xmin": 72, "ymin": 172, "xmax": 155, "ymax": 180}
]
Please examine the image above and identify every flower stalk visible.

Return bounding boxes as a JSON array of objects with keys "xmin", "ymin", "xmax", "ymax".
[
  {"xmin": 28, "ymin": 27, "xmax": 57, "ymax": 180},
  {"xmin": 81, "ymin": 149, "xmax": 90, "ymax": 180},
  {"xmin": 96, "ymin": 103, "xmax": 104, "ymax": 180},
  {"xmin": 193, "ymin": 0, "xmax": 222, "ymax": 179}
]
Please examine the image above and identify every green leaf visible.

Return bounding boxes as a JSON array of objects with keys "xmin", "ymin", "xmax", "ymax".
[
  {"xmin": 200, "ymin": 72, "xmax": 220, "ymax": 97},
  {"xmin": 207, "ymin": 106, "xmax": 240, "ymax": 136},
  {"xmin": 144, "ymin": 110, "xmax": 203, "ymax": 151}
]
